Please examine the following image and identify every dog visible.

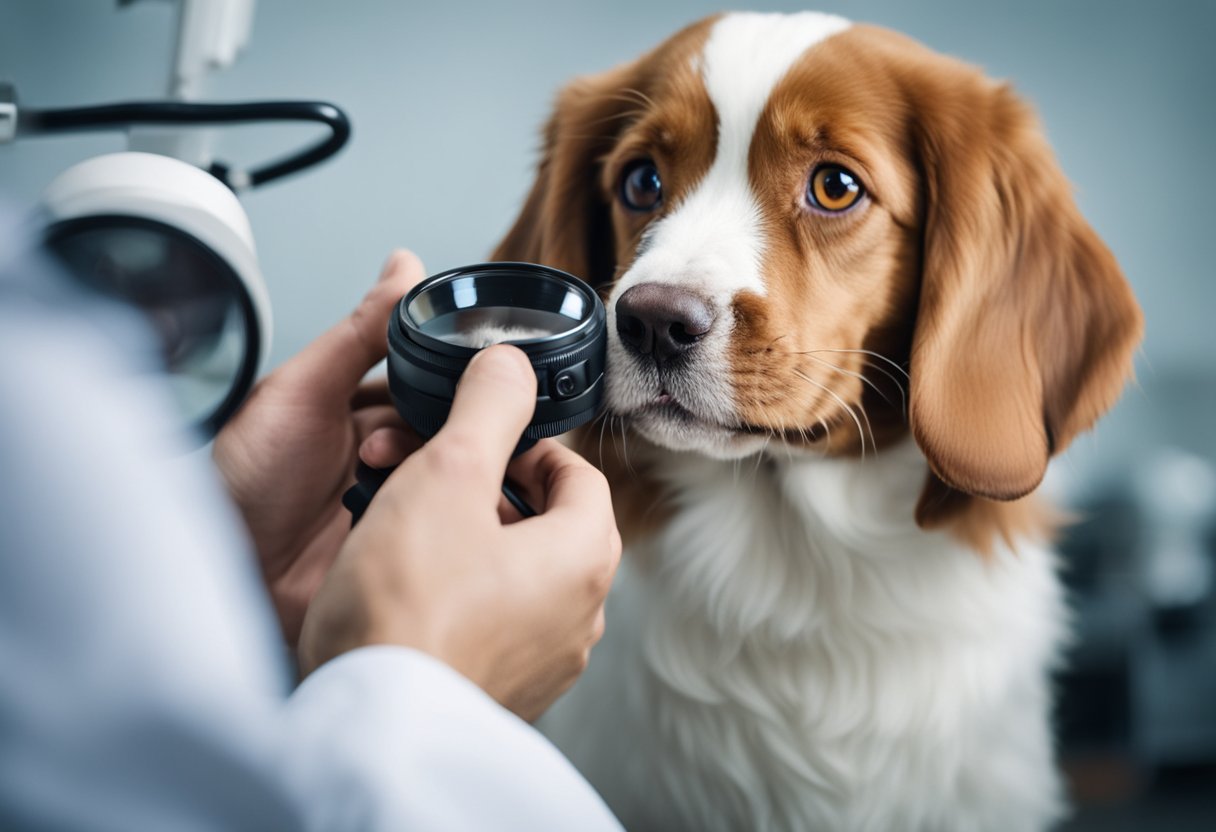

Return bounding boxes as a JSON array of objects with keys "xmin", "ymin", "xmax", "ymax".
[{"xmin": 491, "ymin": 11, "xmax": 1143, "ymax": 831}]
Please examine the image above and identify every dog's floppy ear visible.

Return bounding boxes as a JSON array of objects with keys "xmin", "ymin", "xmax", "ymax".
[
  {"xmin": 492, "ymin": 64, "xmax": 639, "ymax": 287},
  {"xmin": 907, "ymin": 73, "xmax": 1142, "ymax": 523}
]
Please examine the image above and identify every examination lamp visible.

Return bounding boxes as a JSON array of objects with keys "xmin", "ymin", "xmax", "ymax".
[{"xmin": 2, "ymin": 85, "xmax": 350, "ymax": 439}]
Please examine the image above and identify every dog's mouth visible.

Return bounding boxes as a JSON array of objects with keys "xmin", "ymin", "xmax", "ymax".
[
  {"xmin": 619, "ymin": 389, "xmax": 824, "ymax": 455},
  {"xmin": 617, "ymin": 386, "xmax": 836, "ymax": 457},
  {"xmin": 605, "ymin": 344, "xmax": 835, "ymax": 457},
  {"xmin": 633, "ymin": 389, "xmax": 737, "ymax": 431},
  {"xmin": 646, "ymin": 390, "xmax": 714, "ymax": 423}
]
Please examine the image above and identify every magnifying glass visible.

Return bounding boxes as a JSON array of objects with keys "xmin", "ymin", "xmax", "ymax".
[
  {"xmin": 344, "ymin": 262, "xmax": 607, "ymax": 524},
  {"xmin": 38, "ymin": 152, "xmax": 271, "ymax": 440}
]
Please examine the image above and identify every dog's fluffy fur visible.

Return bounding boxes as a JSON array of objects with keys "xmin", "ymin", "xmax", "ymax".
[{"xmin": 493, "ymin": 11, "xmax": 1143, "ymax": 831}]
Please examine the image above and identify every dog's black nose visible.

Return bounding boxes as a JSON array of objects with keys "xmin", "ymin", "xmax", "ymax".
[{"xmin": 615, "ymin": 283, "xmax": 716, "ymax": 363}]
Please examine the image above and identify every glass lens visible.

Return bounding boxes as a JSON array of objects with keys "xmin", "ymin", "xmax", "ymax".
[
  {"xmin": 417, "ymin": 306, "xmax": 579, "ymax": 348},
  {"xmin": 45, "ymin": 220, "xmax": 251, "ymax": 430},
  {"xmin": 405, "ymin": 271, "xmax": 590, "ymax": 349}
]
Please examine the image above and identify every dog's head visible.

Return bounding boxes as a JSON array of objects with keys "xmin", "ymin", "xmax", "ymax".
[{"xmin": 494, "ymin": 12, "xmax": 1142, "ymax": 526}]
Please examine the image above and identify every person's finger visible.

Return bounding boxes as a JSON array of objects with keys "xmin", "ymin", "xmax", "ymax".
[
  {"xmin": 274, "ymin": 250, "xmax": 426, "ymax": 403},
  {"xmin": 411, "ymin": 345, "xmax": 538, "ymax": 502},
  {"xmin": 504, "ymin": 438, "xmax": 570, "ymax": 507},
  {"xmin": 350, "ymin": 376, "xmax": 391, "ymax": 410},
  {"xmin": 353, "ymin": 404, "xmax": 405, "ymax": 442},
  {"xmin": 508, "ymin": 443, "xmax": 616, "ymax": 549},
  {"xmin": 359, "ymin": 425, "xmax": 423, "ymax": 469}
]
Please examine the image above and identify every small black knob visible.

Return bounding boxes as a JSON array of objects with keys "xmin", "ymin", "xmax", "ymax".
[{"xmin": 554, "ymin": 370, "xmax": 578, "ymax": 398}]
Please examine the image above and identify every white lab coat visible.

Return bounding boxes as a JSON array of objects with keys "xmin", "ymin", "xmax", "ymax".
[{"xmin": 0, "ymin": 210, "xmax": 623, "ymax": 831}]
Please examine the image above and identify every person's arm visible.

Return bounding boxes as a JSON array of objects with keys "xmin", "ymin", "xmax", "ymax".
[
  {"xmin": 0, "ymin": 233, "xmax": 622, "ymax": 830},
  {"xmin": 0, "ymin": 237, "xmax": 300, "ymax": 830}
]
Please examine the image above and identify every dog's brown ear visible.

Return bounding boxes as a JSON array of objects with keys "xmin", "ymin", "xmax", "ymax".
[
  {"xmin": 907, "ymin": 72, "xmax": 1142, "ymax": 524},
  {"xmin": 492, "ymin": 64, "xmax": 639, "ymax": 287}
]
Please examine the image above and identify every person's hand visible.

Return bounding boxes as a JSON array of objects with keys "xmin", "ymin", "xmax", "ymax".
[
  {"xmin": 213, "ymin": 250, "xmax": 427, "ymax": 647},
  {"xmin": 298, "ymin": 345, "xmax": 622, "ymax": 722}
]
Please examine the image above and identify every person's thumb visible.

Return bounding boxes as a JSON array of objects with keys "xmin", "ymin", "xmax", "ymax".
[
  {"xmin": 407, "ymin": 345, "xmax": 538, "ymax": 505},
  {"xmin": 273, "ymin": 249, "xmax": 426, "ymax": 403}
]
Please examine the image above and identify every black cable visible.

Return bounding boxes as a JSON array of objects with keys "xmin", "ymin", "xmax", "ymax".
[{"xmin": 18, "ymin": 100, "xmax": 350, "ymax": 189}]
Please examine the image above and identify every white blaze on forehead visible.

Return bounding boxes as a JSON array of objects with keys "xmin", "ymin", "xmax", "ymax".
[
  {"xmin": 616, "ymin": 12, "xmax": 850, "ymax": 305},
  {"xmin": 702, "ymin": 12, "xmax": 851, "ymax": 167}
]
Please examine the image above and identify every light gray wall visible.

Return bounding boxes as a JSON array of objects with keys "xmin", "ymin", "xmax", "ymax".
[{"xmin": 3, "ymin": 0, "xmax": 1214, "ymax": 483}]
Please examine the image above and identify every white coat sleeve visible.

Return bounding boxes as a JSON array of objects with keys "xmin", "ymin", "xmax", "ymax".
[
  {"xmin": 0, "ymin": 218, "xmax": 622, "ymax": 832},
  {"xmin": 284, "ymin": 647, "xmax": 625, "ymax": 831}
]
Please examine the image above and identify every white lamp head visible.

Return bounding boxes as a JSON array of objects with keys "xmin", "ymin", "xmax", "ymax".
[{"xmin": 40, "ymin": 151, "xmax": 272, "ymax": 438}]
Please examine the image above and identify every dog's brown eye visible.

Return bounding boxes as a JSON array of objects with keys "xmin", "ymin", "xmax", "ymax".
[
  {"xmin": 620, "ymin": 159, "xmax": 663, "ymax": 212},
  {"xmin": 808, "ymin": 164, "xmax": 864, "ymax": 212}
]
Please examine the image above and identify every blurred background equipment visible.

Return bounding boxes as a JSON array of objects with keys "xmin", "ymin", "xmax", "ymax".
[{"xmin": 1051, "ymin": 368, "xmax": 1216, "ymax": 831}]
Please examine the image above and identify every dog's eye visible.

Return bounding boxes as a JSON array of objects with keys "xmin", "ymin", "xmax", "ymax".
[
  {"xmin": 620, "ymin": 160, "xmax": 663, "ymax": 212},
  {"xmin": 807, "ymin": 164, "xmax": 864, "ymax": 212}
]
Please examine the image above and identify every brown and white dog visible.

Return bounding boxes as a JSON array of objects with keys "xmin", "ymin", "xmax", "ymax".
[{"xmin": 492, "ymin": 11, "xmax": 1143, "ymax": 831}]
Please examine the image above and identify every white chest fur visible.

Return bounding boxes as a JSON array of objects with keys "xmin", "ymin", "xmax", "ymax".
[{"xmin": 542, "ymin": 441, "xmax": 1067, "ymax": 832}]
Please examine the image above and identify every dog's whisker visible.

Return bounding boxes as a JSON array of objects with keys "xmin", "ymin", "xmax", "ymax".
[
  {"xmin": 775, "ymin": 345, "xmax": 909, "ymax": 423},
  {"xmin": 858, "ymin": 401, "xmax": 878, "ymax": 457},
  {"xmin": 792, "ymin": 347, "xmax": 909, "ymax": 396},
  {"xmin": 803, "ymin": 347, "xmax": 910, "ymax": 383},
  {"xmin": 857, "ymin": 358, "xmax": 908, "ymax": 420},
  {"xmin": 793, "ymin": 368, "xmax": 868, "ymax": 459},
  {"xmin": 595, "ymin": 410, "xmax": 611, "ymax": 470},
  {"xmin": 751, "ymin": 440, "xmax": 768, "ymax": 481},
  {"xmin": 618, "ymin": 417, "xmax": 637, "ymax": 477},
  {"xmin": 797, "ymin": 368, "xmax": 874, "ymax": 457},
  {"xmin": 617, "ymin": 86, "xmax": 658, "ymax": 110},
  {"xmin": 802, "ymin": 353, "xmax": 897, "ymax": 411}
]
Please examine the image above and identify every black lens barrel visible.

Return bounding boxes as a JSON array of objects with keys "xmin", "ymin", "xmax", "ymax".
[{"xmin": 386, "ymin": 263, "xmax": 606, "ymax": 443}]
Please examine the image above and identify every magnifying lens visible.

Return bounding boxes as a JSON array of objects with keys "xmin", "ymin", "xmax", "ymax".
[{"xmin": 343, "ymin": 262, "xmax": 607, "ymax": 524}]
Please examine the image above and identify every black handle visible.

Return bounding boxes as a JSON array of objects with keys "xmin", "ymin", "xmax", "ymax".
[
  {"xmin": 343, "ymin": 462, "xmax": 537, "ymax": 527},
  {"xmin": 343, "ymin": 462, "xmax": 393, "ymax": 526}
]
